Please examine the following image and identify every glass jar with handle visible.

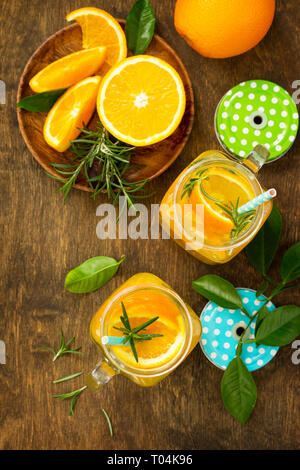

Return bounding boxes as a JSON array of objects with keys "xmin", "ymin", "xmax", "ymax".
[
  {"xmin": 159, "ymin": 145, "xmax": 273, "ymax": 264},
  {"xmin": 87, "ymin": 273, "xmax": 202, "ymax": 389}
]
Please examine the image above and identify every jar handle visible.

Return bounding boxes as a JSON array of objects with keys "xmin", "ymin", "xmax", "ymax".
[
  {"xmin": 243, "ymin": 144, "xmax": 270, "ymax": 173},
  {"xmin": 86, "ymin": 357, "xmax": 118, "ymax": 390}
]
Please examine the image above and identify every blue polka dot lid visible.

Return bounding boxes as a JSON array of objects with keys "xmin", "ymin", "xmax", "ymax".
[
  {"xmin": 215, "ymin": 80, "xmax": 299, "ymax": 163},
  {"xmin": 199, "ymin": 288, "xmax": 279, "ymax": 371}
]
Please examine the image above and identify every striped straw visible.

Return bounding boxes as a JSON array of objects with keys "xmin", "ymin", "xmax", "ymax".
[
  {"xmin": 238, "ymin": 189, "xmax": 277, "ymax": 215},
  {"xmin": 102, "ymin": 336, "xmax": 126, "ymax": 346}
]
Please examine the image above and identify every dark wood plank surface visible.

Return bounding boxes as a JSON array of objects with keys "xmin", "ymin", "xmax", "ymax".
[{"xmin": 0, "ymin": 0, "xmax": 299, "ymax": 450}]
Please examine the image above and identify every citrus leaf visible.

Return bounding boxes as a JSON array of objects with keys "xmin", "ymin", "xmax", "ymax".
[
  {"xmin": 221, "ymin": 357, "xmax": 257, "ymax": 425},
  {"xmin": 256, "ymin": 305, "xmax": 300, "ymax": 346},
  {"xmin": 245, "ymin": 202, "xmax": 282, "ymax": 276},
  {"xmin": 65, "ymin": 255, "xmax": 125, "ymax": 293},
  {"xmin": 192, "ymin": 275, "xmax": 243, "ymax": 309},
  {"xmin": 281, "ymin": 242, "xmax": 300, "ymax": 284},
  {"xmin": 17, "ymin": 88, "xmax": 66, "ymax": 111},
  {"xmin": 125, "ymin": 0, "xmax": 156, "ymax": 55}
]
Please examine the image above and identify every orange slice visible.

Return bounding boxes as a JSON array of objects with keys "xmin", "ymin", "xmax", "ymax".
[
  {"xmin": 107, "ymin": 290, "xmax": 186, "ymax": 369},
  {"xmin": 66, "ymin": 7, "xmax": 127, "ymax": 73},
  {"xmin": 29, "ymin": 47, "xmax": 106, "ymax": 93},
  {"xmin": 109, "ymin": 315, "xmax": 184, "ymax": 369},
  {"xmin": 189, "ymin": 167, "xmax": 255, "ymax": 235},
  {"xmin": 97, "ymin": 55, "xmax": 186, "ymax": 146},
  {"xmin": 44, "ymin": 76, "xmax": 101, "ymax": 152}
]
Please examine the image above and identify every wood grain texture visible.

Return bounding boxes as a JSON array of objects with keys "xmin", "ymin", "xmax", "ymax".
[
  {"xmin": 17, "ymin": 22, "xmax": 194, "ymax": 187},
  {"xmin": 0, "ymin": 0, "xmax": 299, "ymax": 450}
]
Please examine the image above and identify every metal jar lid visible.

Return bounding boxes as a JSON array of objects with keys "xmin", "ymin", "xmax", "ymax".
[
  {"xmin": 199, "ymin": 288, "xmax": 279, "ymax": 371},
  {"xmin": 215, "ymin": 80, "xmax": 299, "ymax": 163}
]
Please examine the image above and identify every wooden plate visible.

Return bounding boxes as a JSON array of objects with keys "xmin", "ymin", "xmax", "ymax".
[{"xmin": 17, "ymin": 22, "xmax": 194, "ymax": 191}]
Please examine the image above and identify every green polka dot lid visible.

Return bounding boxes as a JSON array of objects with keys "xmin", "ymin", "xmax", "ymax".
[
  {"xmin": 215, "ymin": 80, "xmax": 299, "ymax": 162},
  {"xmin": 199, "ymin": 288, "xmax": 279, "ymax": 371}
]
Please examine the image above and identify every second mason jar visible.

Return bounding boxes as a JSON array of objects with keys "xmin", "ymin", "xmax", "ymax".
[{"xmin": 159, "ymin": 146, "xmax": 273, "ymax": 265}]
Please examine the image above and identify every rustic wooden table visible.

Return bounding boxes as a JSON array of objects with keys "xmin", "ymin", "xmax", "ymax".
[{"xmin": 0, "ymin": 0, "xmax": 299, "ymax": 451}]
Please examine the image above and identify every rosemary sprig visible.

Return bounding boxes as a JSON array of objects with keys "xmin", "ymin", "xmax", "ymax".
[
  {"xmin": 47, "ymin": 124, "xmax": 151, "ymax": 213},
  {"xmin": 38, "ymin": 328, "xmax": 82, "ymax": 362},
  {"xmin": 102, "ymin": 409, "xmax": 114, "ymax": 437},
  {"xmin": 53, "ymin": 385, "xmax": 87, "ymax": 416},
  {"xmin": 53, "ymin": 371, "xmax": 83, "ymax": 384},
  {"xmin": 113, "ymin": 302, "xmax": 163, "ymax": 362},
  {"xmin": 181, "ymin": 168, "xmax": 209, "ymax": 199},
  {"xmin": 182, "ymin": 169, "xmax": 256, "ymax": 239},
  {"xmin": 216, "ymin": 198, "xmax": 256, "ymax": 239}
]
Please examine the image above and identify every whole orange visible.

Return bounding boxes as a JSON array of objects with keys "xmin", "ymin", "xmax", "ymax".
[{"xmin": 174, "ymin": 0, "xmax": 276, "ymax": 58}]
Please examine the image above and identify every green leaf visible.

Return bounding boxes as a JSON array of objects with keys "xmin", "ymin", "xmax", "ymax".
[
  {"xmin": 255, "ymin": 305, "xmax": 300, "ymax": 346},
  {"xmin": 125, "ymin": 0, "xmax": 156, "ymax": 55},
  {"xmin": 245, "ymin": 202, "xmax": 282, "ymax": 276},
  {"xmin": 192, "ymin": 275, "xmax": 243, "ymax": 310},
  {"xmin": 17, "ymin": 88, "xmax": 66, "ymax": 111},
  {"xmin": 65, "ymin": 255, "xmax": 126, "ymax": 293},
  {"xmin": 281, "ymin": 242, "xmax": 300, "ymax": 284},
  {"xmin": 221, "ymin": 357, "xmax": 257, "ymax": 424}
]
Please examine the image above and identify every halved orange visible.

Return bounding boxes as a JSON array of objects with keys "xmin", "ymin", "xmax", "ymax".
[
  {"xmin": 97, "ymin": 55, "xmax": 186, "ymax": 146},
  {"xmin": 29, "ymin": 47, "xmax": 106, "ymax": 93},
  {"xmin": 66, "ymin": 7, "xmax": 127, "ymax": 73},
  {"xmin": 44, "ymin": 76, "xmax": 101, "ymax": 152}
]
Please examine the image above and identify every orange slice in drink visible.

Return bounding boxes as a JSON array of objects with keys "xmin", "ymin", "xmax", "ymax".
[
  {"xmin": 189, "ymin": 166, "xmax": 255, "ymax": 236},
  {"xmin": 66, "ymin": 7, "xmax": 127, "ymax": 73},
  {"xmin": 107, "ymin": 291, "xmax": 186, "ymax": 369},
  {"xmin": 97, "ymin": 55, "xmax": 186, "ymax": 146},
  {"xmin": 110, "ymin": 316, "xmax": 185, "ymax": 369},
  {"xmin": 44, "ymin": 76, "xmax": 101, "ymax": 152},
  {"xmin": 29, "ymin": 47, "xmax": 106, "ymax": 93}
]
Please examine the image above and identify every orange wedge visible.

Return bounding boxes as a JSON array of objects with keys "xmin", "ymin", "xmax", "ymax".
[
  {"xmin": 29, "ymin": 47, "xmax": 106, "ymax": 93},
  {"xmin": 66, "ymin": 7, "xmax": 127, "ymax": 73},
  {"xmin": 189, "ymin": 167, "xmax": 255, "ymax": 235},
  {"xmin": 44, "ymin": 76, "xmax": 101, "ymax": 152},
  {"xmin": 97, "ymin": 55, "xmax": 186, "ymax": 146}
]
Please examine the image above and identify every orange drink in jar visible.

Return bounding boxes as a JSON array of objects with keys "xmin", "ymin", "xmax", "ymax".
[
  {"xmin": 88, "ymin": 273, "xmax": 201, "ymax": 388},
  {"xmin": 160, "ymin": 146, "xmax": 273, "ymax": 264}
]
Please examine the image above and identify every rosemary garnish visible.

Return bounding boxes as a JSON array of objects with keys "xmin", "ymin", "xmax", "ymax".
[
  {"xmin": 53, "ymin": 371, "xmax": 83, "ymax": 384},
  {"xmin": 181, "ymin": 168, "xmax": 209, "ymax": 199},
  {"xmin": 113, "ymin": 302, "xmax": 163, "ymax": 363},
  {"xmin": 53, "ymin": 385, "xmax": 87, "ymax": 416},
  {"xmin": 182, "ymin": 168, "xmax": 256, "ymax": 239},
  {"xmin": 38, "ymin": 328, "xmax": 82, "ymax": 362},
  {"xmin": 216, "ymin": 198, "xmax": 256, "ymax": 239},
  {"xmin": 102, "ymin": 409, "xmax": 114, "ymax": 437},
  {"xmin": 46, "ymin": 124, "xmax": 150, "ymax": 213}
]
